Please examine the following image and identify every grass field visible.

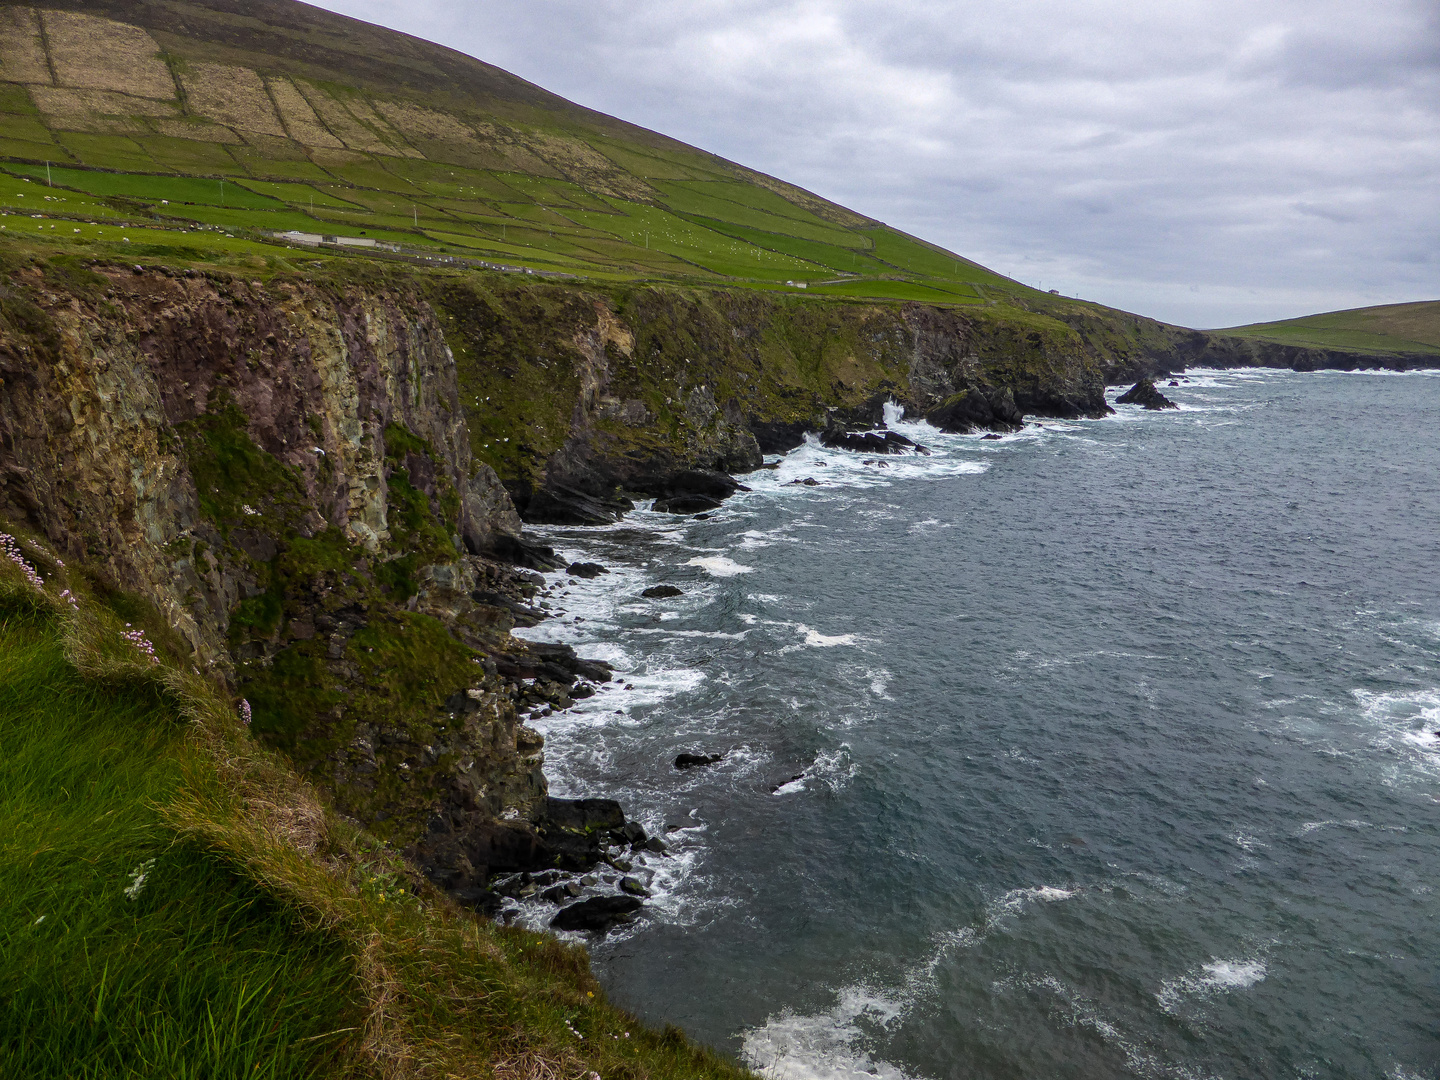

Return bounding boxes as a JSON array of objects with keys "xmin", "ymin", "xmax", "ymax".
[
  {"xmin": 1220, "ymin": 300, "xmax": 1440, "ymax": 356},
  {"xmin": 0, "ymin": 0, "xmax": 1057, "ymax": 310},
  {"xmin": 0, "ymin": 530, "xmax": 757, "ymax": 1079},
  {"xmin": 0, "ymin": 133, "xmax": 1054, "ymax": 304}
]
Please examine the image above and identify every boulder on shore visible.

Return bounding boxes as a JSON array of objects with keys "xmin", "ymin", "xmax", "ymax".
[
  {"xmin": 1116, "ymin": 378, "xmax": 1179, "ymax": 410},
  {"xmin": 566, "ymin": 561, "xmax": 608, "ymax": 578}
]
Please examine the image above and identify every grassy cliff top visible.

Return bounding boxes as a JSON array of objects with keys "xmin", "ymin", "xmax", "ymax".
[
  {"xmin": 0, "ymin": 0, "xmax": 1085, "ymax": 313},
  {"xmin": 1218, "ymin": 300, "xmax": 1440, "ymax": 357}
]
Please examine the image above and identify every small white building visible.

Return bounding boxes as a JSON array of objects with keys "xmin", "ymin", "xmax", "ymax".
[{"xmin": 274, "ymin": 230, "xmax": 399, "ymax": 252}]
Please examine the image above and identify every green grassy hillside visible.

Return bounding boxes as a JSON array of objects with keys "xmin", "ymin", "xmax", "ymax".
[
  {"xmin": 0, "ymin": 528, "xmax": 754, "ymax": 1079},
  {"xmin": 1218, "ymin": 300, "xmax": 1440, "ymax": 357},
  {"xmin": 0, "ymin": 0, "xmax": 1062, "ymax": 309}
]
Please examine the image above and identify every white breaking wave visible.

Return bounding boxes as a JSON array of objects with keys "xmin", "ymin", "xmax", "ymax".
[
  {"xmin": 1356, "ymin": 687, "xmax": 1440, "ymax": 740},
  {"xmin": 773, "ymin": 744, "xmax": 858, "ymax": 796},
  {"xmin": 1157, "ymin": 956, "xmax": 1267, "ymax": 1014},
  {"xmin": 742, "ymin": 988, "xmax": 921, "ymax": 1080},
  {"xmin": 798, "ymin": 624, "xmax": 857, "ymax": 648},
  {"xmin": 740, "ymin": 881, "xmax": 1080, "ymax": 1079},
  {"xmin": 687, "ymin": 555, "xmax": 754, "ymax": 577},
  {"xmin": 868, "ymin": 668, "xmax": 892, "ymax": 698}
]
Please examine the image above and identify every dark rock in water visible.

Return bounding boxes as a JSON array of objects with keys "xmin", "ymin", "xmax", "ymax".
[
  {"xmin": 539, "ymin": 880, "xmax": 584, "ymax": 903},
  {"xmin": 750, "ymin": 419, "xmax": 812, "ymax": 454},
  {"xmin": 619, "ymin": 876, "xmax": 651, "ymax": 896},
  {"xmin": 469, "ymin": 589, "xmax": 545, "ymax": 628},
  {"xmin": 642, "ymin": 835, "xmax": 670, "ymax": 854},
  {"xmin": 821, "ymin": 421, "xmax": 930, "ymax": 455},
  {"xmin": 566, "ymin": 561, "xmax": 608, "ymax": 578},
  {"xmin": 525, "ymin": 483, "xmax": 634, "ymax": 526},
  {"xmin": 653, "ymin": 493, "xmax": 723, "ymax": 514},
  {"xmin": 788, "ymin": 477, "xmax": 821, "ymax": 486},
  {"xmin": 493, "ymin": 640, "xmax": 613, "ymax": 684},
  {"xmin": 845, "ymin": 390, "xmax": 899, "ymax": 429},
  {"xmin": 571, "ymin": 683, "xmax": 595, "ymax": 699},
  {"xmin": 550, "ymin": 895, "xmax": 643, "ymax": 932},
  {"xmin": 616, "ymin": 821, "xmax": 648, "ymax": 846},
  {"xmin": 772, "ymin": 773, "xmax": 806, "ymax": 793},
  {"xmin": 545, "ymin": 797, "xmax": 625, "ymax": 833},
  {"xmin": 693, "ymin": 513, "xmax": 712, "ymax": 520},
  {"xmin": 981, "ymin": 433, "xmax": 1003, "ymax": 441},
  {"xmin": 675, "ymin": 752, "xmax": 724, "ymax": 769},
  {"xmin": 757, "ymin": 462, "xmax": 781, "ymax": 470},
  {"xmin": 1117, "ymin": 378, "xmax": 1180, "ymax": 410},
  {"xmin": 539, "ymin": 797, "xmax": 630, "ymax": 869},
  {"xmin": 925, "ymin": 386, "xmax": 1025, "ymax": 434},
  {"xmin": 660, "ymin": 468, "xmax": 744, "ymax": 501},
  {"xmin": 642, "ymin": 585, "xmax": 683, "ymax": 598},
  {"xmin": 1168, "ymin": 380, "xmax": 1181, "ymax": 387}
]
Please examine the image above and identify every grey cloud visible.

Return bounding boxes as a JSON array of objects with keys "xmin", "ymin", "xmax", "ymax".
[{"xmin": 312, "ymin": 0, "xmax": 1438, "ymax": 327}]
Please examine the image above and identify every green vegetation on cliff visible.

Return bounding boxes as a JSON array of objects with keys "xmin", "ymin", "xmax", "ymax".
[{"xmin": 0, "ymin": 532, "xmax": 755, "ymax": 1079}]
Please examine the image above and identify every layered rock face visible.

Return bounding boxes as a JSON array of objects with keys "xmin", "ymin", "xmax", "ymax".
[{"xmin": 0, "ymin": 262, "xmax": 556, "ymax": 871}]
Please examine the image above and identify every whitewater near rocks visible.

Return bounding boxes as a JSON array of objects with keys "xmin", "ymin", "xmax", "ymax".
[{"xmin": 510, "ymin": 371, "xmax": 1440, "ymax": 1080}]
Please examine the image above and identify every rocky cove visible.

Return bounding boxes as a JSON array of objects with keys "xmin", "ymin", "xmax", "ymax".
[{"xmin": 0, "ymin": 251, "xmax": 1406, "ymax": 931}]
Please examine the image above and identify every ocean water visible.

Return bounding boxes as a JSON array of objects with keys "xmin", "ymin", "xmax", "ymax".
[{"xmin": 513, "ymin": 369, "xmax": 1440, "ymax": 1080}]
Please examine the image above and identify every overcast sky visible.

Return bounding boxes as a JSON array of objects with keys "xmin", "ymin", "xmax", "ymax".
[{"xmin": 311, "ymin": 0, "xmax": 1438, "ymax": 328}]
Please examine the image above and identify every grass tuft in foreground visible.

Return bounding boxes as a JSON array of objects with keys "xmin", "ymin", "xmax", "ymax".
[{"xmin": 0, "ymin": 606, "xmax": 363, "ymax": 1079}]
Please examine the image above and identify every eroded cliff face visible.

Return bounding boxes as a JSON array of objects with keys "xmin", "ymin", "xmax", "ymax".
[
  {"xmin": 0, "ymin": 254, "xmax": 1131, "ymax": 902},
  {"xmin": 0, "ymin": 262, "xmax": 555, "ymax": 881}
]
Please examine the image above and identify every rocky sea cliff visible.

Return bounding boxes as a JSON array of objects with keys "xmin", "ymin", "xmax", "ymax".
[{"xmin": 0, "ymin": 251, "xmax": 1410, "ymax": 922}]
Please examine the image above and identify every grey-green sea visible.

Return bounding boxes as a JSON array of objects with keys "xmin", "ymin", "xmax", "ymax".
[{"xmin": 514, "ymin": 369, "xmax": 1440, "ymax": 1080}]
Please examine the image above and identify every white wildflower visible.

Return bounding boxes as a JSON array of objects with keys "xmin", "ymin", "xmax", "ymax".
[
  {"xmin": 123, "ymin": 858, "xmax": 156, "ymax": 900},
  {"xmin": 241, "ymin": 504, "xmax": 260, "ymax": 516}
]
